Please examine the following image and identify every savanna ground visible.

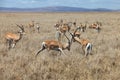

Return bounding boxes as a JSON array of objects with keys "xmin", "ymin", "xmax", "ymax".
[{"xmin": 0, "ymin": 12, "xmax": 120, "ymax": 80}]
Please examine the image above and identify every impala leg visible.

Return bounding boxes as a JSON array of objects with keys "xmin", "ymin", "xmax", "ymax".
[
  {"xmin": 37, "ymin": 27, "xmax": 40, "ymax": 33},
  {"xmin": 85, "ymin": 43, "xmax": 92, "ymax": 57},
  {"xmin": 58, "ymin": 48, "xmax": 66, "ymax": 56},
  {"xmin": 8, "ymin": 39, "xmax": 12, "ymax": 50},
  {"xmin": 97, "ymin": 27, "xmax": 101, "ymax": 33},
  {"xmin": 85, "ymin": 47, "xmax": 88, "ymax": 57},
  {"xmin": 35, "ymin": 45, "xmax": 45, "ymax": 57},
  {"xmin": 88, "ymin": 44, "xmax": 92, "ymax": 55},
  {"xmin": 11, "ymin": 40, "xmax": 16, "ymax": 48}
]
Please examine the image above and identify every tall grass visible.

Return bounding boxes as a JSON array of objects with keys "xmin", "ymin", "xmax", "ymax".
[{"xmin": 0, "ymin": 12, "xmax": 120, "ymax": 80}]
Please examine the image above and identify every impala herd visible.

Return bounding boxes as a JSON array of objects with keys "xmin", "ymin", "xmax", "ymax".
[{"xmin": 5, "ymin": 19, "xmax": 102, "ymax": 57}]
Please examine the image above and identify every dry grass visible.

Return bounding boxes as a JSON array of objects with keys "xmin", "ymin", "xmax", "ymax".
[{"xmin": 0, "ymin": 12, "xmax": 120, "ymax": 80}]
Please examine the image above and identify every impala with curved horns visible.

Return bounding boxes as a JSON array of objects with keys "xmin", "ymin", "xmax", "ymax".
[
  {"xmin": 5, "ymin": 24, "xmax": 25, "ymax": 50},
  {"xmin": 35, "ymin": 33, "xmax": 72, "ymax": 57},
  {"xmin": 69, "ymin": 28, "xmax": 92, "ymax": 57}
]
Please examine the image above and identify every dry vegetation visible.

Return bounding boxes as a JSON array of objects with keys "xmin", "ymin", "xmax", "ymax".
[{"xmin": 0, "ymin": 12, "xmax": 120, "ymax": 80}]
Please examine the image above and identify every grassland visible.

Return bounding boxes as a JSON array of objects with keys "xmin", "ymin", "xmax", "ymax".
[{"xmin": 0, "ymin": 12, "xmax": 120, "ymax": 80}]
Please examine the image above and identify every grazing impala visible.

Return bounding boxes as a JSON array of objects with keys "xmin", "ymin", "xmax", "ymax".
[
  {"xmin": 69, "ymin": 28, "xmax": 92, "ymax": 57},
  {"xmin": 89, "ymin": 22, "xmax": 101, "ymax": 33},
  {"xmin": 35, "ymin": 33, "xmax": 72, "ymax": 57},
  {"xmin": 5, "ymin": 24, "xmax": 25, "ymax": 50}
]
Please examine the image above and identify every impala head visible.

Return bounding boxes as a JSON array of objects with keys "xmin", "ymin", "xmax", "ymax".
[
  {"xmin": 16, "ymin": 24, "xmax": 25, "ymax": 33},
  {"xmin": 69, "ymin": 32, "xmax": 75, "ymax": 42},
  {"xmin": 16, "ymin": 24, "xmax": 26, "ymax": 40},
  {"xmin": 54, "ymin": 23, "xmax": 60, "ymax": 28},
  {"xmin": 59, "ymin": 26, "xmax": 67, "ymax": 34},
  {"xmin": 69, "ymin": 27, "xmax": 80, "ymax": 42}
]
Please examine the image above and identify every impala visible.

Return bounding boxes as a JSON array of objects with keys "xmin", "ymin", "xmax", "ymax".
[
  {"xmin": 35, "ymin": 23, "xmax": 40, "ymax": 33},
  {"xmin": 35, "ymin": 33, "xmax": 72, "ymax": 57},
  {"xmin": 60, "ymin": 23, "xmax": 70, "ymax": 34},
  {"xmin": 89, "ymin": 22, "xmax": 101, "ymax": 33},
  {"xmin": 54, "ymin": 22, "xmax": 71, "ymax": 42},
  {"xmin": 77, "ymin": 23, "xmax": 87, "ymax": 32},
  {"xmin": 69, "ymin": 28, "xmax": 92, "ymax": 57},
  {"xmin": 54, "ymin": 19, "xmax": 63, "ymax": 29},
  {"xmin": 5, "ymin": 24, "xmax": 25, "ymax": 50},
  {"xmin": 29, "ymin": 21, "xmax": 34, "ymax": 28},
  {"xmin": 27, "ymin": 21, "xmax": 35, "ymax": 32}
]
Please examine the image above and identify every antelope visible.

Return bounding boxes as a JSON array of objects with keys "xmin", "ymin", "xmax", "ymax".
[
  {"xmin": 60, "ymin": 23, "xmax": 70, "ymax": 33},
  {"xmin": 35, "ymin": 33, "xmax": 72, "ymax": 57},
  {"xmin": 54, "ymin": 19, "xmax": 72, "ymax": 34},
  {"xmin": 54, "ymin": 23, "xmax": 70, "ymax": 34},
  {"xmin": 5, "ymin": 24, "xmax": 25, "ymax": 50},
  {"xmin": 72, "ymin": 25, "xmax": 82, "ymax": 39},
  {"xmin": 69, "ymin": 28, "xmax": 92, "ymax": 57},
  {"xmin": 54, "ymin": 19, "xmax": 63, "ymax": 29},
  {"xmin": 54, "ymin": 22, "xmax": 71, "ymax": 42},
  {"xmin": 29, "ymin": 21, "xmax": 34, "ymax": 28},
  {"xmin": 35, "ymin": 23, "xmax": 40, "ymax": 33},
  {"xmin": 54, "ymin": 23, "xmax": 65, "ymax": 42},
  {"xmin": 27, "ymin": 21, "xmax": 35, "ymax": 32},
  {"xmin": 54, "ymin": 23, "xmax": 61, "ymax": 29},
  {"xmin": 77, "ymin": 23, "xmax": 87, "ymax": 32},
  {"xmin": 89, "ymin": 22, "xmax": 101, "ymax": 33}
]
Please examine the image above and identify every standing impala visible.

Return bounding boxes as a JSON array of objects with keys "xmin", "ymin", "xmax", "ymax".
[
  {"xmin": 35, "ymin": 33, "xmax": 72, "ymax": 57},
  {"xmin": 27, "ymin": 21, "xmax": 35, "ymax": 32},
  {"xmin": 69, "ymin": 28, "xmax": 92, "ymax": 57},
  {"xmin": 54, "ymin": 22, "xmax": 71, "ymax": 42},
  {"xmin": 5, "ymin": 24, "xmax": 25, "ymax": 50},
  {"xmin": 29, "ymin": 21, "xmax": 34, "ymax": 28}
]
